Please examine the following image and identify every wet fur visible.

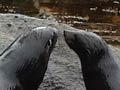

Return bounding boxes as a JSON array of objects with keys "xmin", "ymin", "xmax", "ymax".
[
  {"xmin": 0, "ymin": 27, "xmax": 58, "ymax": 90},
  {"xmin": 64, "ymin": 30, "xmax": 120, "ymax": 90}
]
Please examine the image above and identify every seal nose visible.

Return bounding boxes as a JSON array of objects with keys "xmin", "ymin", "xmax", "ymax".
[
  {"xmin": 52, "ymin": 30, "xmax": 58, "ymax": 41},
  {"xmin": 64, "ymin": 30, "xmax": 76, "ymax": 45},
  {"xmin": 64, "ymin": 30, "xmax": 70, "ymax": 38},
  {"xmin": 64, "ymin": 30, "xmax": 74, "ymax": 40},
  {"xmin": 63, "ymin": 30, "xmax": 66, "ymax": 37}
]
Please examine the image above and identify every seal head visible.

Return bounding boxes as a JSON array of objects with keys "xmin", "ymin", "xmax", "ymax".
[
  {"xmin": 0, "ymin": 26, "xmax": 58, "ymax": 90},
  {"xmin": 64, "ymin": 30, "xmax": 120, "ymax": 90}
]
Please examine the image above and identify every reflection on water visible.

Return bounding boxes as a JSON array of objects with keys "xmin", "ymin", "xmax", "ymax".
[{"xmin": 0, "ymin": 1, "xmax": 120, "ymax": 46}]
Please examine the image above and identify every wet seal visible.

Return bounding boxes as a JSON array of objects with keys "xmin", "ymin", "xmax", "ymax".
[
  {"xmin": 0, "ymin": 26, "xmax": 58, "ymax": 90},
  {"xmin": 64, "ymin": 30, "xmax": 120, "ymax": 90}
]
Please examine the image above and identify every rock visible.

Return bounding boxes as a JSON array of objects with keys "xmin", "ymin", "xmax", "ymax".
[
  {"xmin": 0, "ymin": 13, "xmax": 58, "ymax": 54},
  {"xmin": 0, "ymin": 14, "xmax": 120, "ymax": 90}
]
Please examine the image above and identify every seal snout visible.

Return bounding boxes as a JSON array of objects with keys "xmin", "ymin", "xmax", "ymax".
[
  {"xmin": 64, "ymin": 30, "xmax": 74, "ymax": 40},
  {"xmin": 64, "ymin": 30, "xmax": 76, "ymax": 45},
  {"xmin": 64, "ymin": 30, "xmax": 71, "ymax": 38}
]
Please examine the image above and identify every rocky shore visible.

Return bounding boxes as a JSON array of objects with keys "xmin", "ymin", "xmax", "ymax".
[{"xmin": 0, "ymin": 14, "xmax": 120, "ymax": 90}]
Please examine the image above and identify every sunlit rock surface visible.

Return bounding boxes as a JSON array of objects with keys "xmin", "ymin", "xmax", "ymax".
[{"xmin": 0, "ymin": 14, "xmax": 120, "ymax": 90}]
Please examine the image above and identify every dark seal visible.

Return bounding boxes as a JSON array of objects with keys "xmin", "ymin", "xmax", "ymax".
[
  {"xmin": 0, "ymin": 26, "xmax": 58, "ymax": 90},
  {"xmin": 64, "ymin": 30, "xmax": 120, "ymax": 90}
]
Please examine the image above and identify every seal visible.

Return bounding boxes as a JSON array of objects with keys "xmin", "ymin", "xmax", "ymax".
[
  {"xmin": 0, "ymin": 26, "xmax": 58, "ymax": 90},
  {"xmin": 64, "ymin": 30, "xmax": 120, "ymax": 90}
]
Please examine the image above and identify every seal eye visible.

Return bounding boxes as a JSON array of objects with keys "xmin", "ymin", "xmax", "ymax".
[
  {"xmin": 45, "ymin": 39, "xmax": 52, "ymax": 49},
  {"xmin": 47, "ymin": 39, "xmax": 52, "ymax": 46}
]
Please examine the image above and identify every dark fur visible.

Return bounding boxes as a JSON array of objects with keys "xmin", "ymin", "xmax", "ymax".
[
  {"xmin": 0, "ymin": 26, "xmax": 58, "ymax": 90},
  {"xmin": 64, "ymin": 30, "xmax": 120, "ymax": 90}
]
